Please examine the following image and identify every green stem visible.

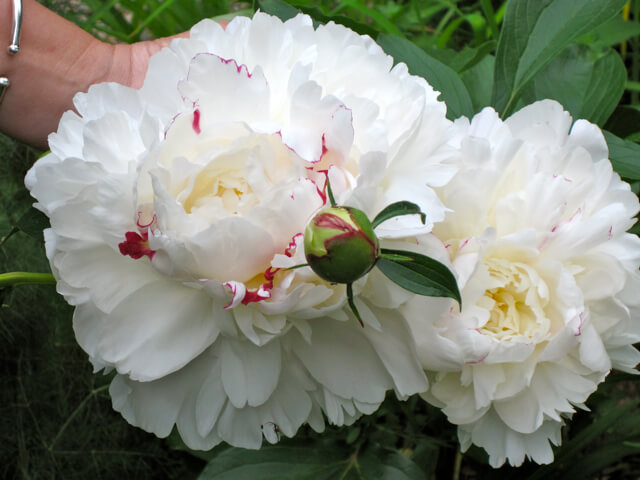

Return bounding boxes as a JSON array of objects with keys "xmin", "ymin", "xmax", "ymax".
[
  {"xmin": 453, "ymin": 449, "xmax": 463, "ymax": 480},
  {"xmin": 284, "ymin": 264, "xmax": 309, "ymax": 270},
  {"xmin": 346, "ymin": 283, "xmax": 364, "ymax": 327},
  {"xmin": 0, "ymin": 226, "xmax": 19, "ymax": 247},
  {"xmin": 0, "ymin": 272, "xmax": 56, "ymax": 288},
  {"xmin": 326, "ymin": 176, "xmax": 337, "ymax": 207},
  {"xmin": 49, "ymin": 385, "xmax": 110, "ymax": 451},
  {"xmin": 480, "ymin": 0, "xmax": 499, "ymax": 40},
  {"xmin": 337, "ymin": 449, "xmax": 360, "ymax": 480}
]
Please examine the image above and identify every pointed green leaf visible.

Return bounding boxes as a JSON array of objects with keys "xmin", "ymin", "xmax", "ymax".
[
  {"xmin": 358, "ymin": 447, "xmax": 425, "ymax": 480},
  {"xmin": 580, "ymin": 16, "xmax": 640, "ymax": 48},
  {"xmin": 378, "ymin": 253, "xmax": 413, "ymax": 262},
  {"xmin": 527, "ymin": 399, "xmax": 640, "ymax": 480},
  {"xmin": 197, "ymin": 444, "xmax": 352, "ymax": 480},
  {"xmin": 521, "ymin": 46, "xmax": 626, "ymax": 127},
  {"xmin": 15, "ymin": 207, "xmax": 49, "ymax": 241},
  {"xmin": 372, "ymin": 201, "xmax": 425, "ymax": 229},
  {"xmin": 492, "ymin": 0, "xmax": 626, "ymax": 117},
  {"xmin": 259, "ymin": 1, "xmax": 378, "ymax": 37},
  {"xmin": 604, "ymin": 131, "xmax": 640, "ymax": 180},
  {"xmin": 461, "ymin": 54, "xmax": 495, "ymax": 113},
  {"xmin": 376, "ymin": 34, "xmax": 474, "ymax": 120},
  {"xmin": 425, "ymin": 41, "xmax": 495, "ymax": 74},
  {"xmin": 338, "ymin": 0, "xmax": 404, "ymax": 37},
  {"xmin": 198, "ymin": 443, "xmax": 425, "ymax": 480},
  {"xmin": 257, "ymin": 0, "xmax": 300, "ymax": 22},
  {"xmin": 560, "ymin": 444, "xmax": 640, "ymax": 479},
  {"xmin": 604, "ymin": 106, "xmax": 640, "ymax": 139},
  {"xmin": 377, "ymin": 248, "xmax": 461, "ymax": 305}
]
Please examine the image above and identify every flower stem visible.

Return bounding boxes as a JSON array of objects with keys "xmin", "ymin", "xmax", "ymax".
[
  {"xmin": 326, "ymin": 176, "xmax": 337, "ymax": 207},
  {"xmin": 453, "ymin": 449, "xmax": 462, "ymax": 480},
  {"xmin": 347, "ymin": 283, "xmax": 364, "ymax": 327},
  {"xmin": 285, "ymin": 264, "xmax": 309, "ymax": 270},
  {"xmin": 0, "ymin": 272, "xmax": 56, "ymax": 288}
]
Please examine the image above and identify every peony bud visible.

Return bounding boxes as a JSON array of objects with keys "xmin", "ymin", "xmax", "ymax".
[{"xmin": 304, "ymin": 206, "xmax": 380, "ymax": 284}]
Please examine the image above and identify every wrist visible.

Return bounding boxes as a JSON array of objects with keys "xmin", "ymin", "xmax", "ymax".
[
  {"xmin": 0, "ymin": 0, "xmax": 18, "ymax": 76},
  {"xmin": 105, "ymin": 43, "xmax": 134, "ymax": 88},
  {"xmin": 0, "ymin": 0, "xmax": 116, "ymax": 147}
]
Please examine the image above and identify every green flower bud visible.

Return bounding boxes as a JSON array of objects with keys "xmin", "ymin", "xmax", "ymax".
[{"xmin": 304, "ymin": 206, "xmax": 380, "ymax": 284}]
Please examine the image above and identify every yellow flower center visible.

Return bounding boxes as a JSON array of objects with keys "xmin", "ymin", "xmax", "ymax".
[
  {"xmin": 477, "ymin": 258, "xmax": 550, "ymax": 342},
  {"xmin": 182, "ymin": 166, "xmax": 253, "ymax": 215}
]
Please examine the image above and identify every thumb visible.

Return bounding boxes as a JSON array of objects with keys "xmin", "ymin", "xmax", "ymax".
[{"xmin": 127, "ymin": 21, "xmax": 229, "ymax": 88}]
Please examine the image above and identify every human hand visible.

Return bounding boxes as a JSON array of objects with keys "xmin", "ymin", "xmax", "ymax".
[{"xmin": 0, "ymin": 0, "xmax": 227, "ymax": 149}]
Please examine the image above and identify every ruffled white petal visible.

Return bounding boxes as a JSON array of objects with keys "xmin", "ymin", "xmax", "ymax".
[
  {"xmin": 412, "ymin": 99, "xmax": 640, "ymax": 467},
  {"xmin": 27, "ymin": 11, "xmax": 457, "ymax": 452}
]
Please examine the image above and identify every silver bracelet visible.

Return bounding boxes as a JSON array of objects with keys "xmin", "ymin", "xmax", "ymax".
[{"xmin": 0, "ymin": 0, "xmax": 23, "ymax": 106}]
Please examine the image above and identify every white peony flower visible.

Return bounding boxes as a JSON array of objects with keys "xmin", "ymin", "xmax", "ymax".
[
  {"xmin": 26, "ymin": 13, "xmax": 457, "ymax": 449},
  {"xmin": 406, "ymin": 100, "xmax": 640, "ymax": 467}
]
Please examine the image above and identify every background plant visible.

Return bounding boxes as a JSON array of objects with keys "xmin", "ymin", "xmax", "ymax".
[{"xmin": 1, "ymin": 0, "xmax": 639, "ymax": 478}]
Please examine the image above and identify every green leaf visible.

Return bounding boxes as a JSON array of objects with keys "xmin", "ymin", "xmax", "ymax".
[
  {"xmin": 197, "ymin": 443, "xmax": 425, "ymax": 480},
  {"xmin": 604, "ymin": 131, "xmax": 640, "ymax": 180},
  {"xmin": 521, "ymin": 46, "xmax": 626, "ymax": 126},
  {"xmin": 80, "ymin": 0, "xmax": 119, "ymax": 31},
  {"xmin": 425, "ymin": 41, "xmax": 496, "ymax": 74},
  {"xmin": 126, "ymin": 0, "xmax": 180, "ymax": 39},
  {"xmin": 560, "ymin": 443, "xmax": 640, "ymax": 479},
  {"xmin": 15, "ymin": 207, "xmax": 49, "ymax": 241},
  {"xmin": 345, "ymin": 426, "xmax": 361, "ymax": 445},
  {"xmin": 480, "ymin": 0, "xmax": 500, "ymax": 40},
  {"xmin": 377, "ymin": 249, "xmax": 461, "ymax": 305},
  {"xmin": 376, "ymin": 34, "xmax": 474, "ymax": 120},
  {"xmin": 605, "ymin": 106, "xmax": 640, "ymax": 139},
  {"xmin": 492, "ymin": 0, "xmax": 626, "ymax": 117},
  {"xmin": 580, "ymin": 15, "xmax": 640, "ymax": 48},
  {"xmin": 198, "ymin": 444, "xmax": 351, "ymax": 480},
  {"xmin": 210, "ymin": 9, "xmax": 253, "ymax": 23},
  {"xmin": 257, "ymin": 0, "xmax": 379, "ymax": 37},
  {"xmin": 527, "ymin": 400, "xmax": 640, "ymax": 480},
  {"xmin": 461, "ymin": 54, "xmax": 495, "ymax": 113},
  {"xmin": 165, "ymin": 428, "xmax": 229, "ymax": 462},
  {"xmin": 337, "ymin": 0, "xmax": 404, "ymax": 37},
  {"xmin": 372, "ymin": 201, "xmax": 425, "ymax": 229},
  {"xmin": 457, "ymin": 41, "xmax": 496, "ymax": 73},
  {"xmin": 257, "ymin": 0, "xmax": 300, "ymax": 22},
  {"xmin": 410, "ymin": 438, "xmax": 440, "ymax": 478},
  {"xmin": 358, "ymin": 447, "xmax": 425, "ymax": 480}
]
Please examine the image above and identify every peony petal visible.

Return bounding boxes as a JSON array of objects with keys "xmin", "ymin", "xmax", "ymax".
[
  {"xmin": 289, "ymin": 319, "xmax": 393, "ymax": 403},
  {"xmin": 179, "ymin": 53, "xmax": 270, "ymax": 125},
  {"xmin": 360, "ymin": 304, "xmax": 429, "ymax": 397},
  {"xmin": 219, "ymin": 338, "xmax": 282, "ymax": 408},
  {"xmin": 216, "ymin": 401, "xmax": 263, "ymax": 449},
  {"xmin": 195, "ymin": 362, "xmax": 227, "ymax": 438},
  {"xmin": 96, "ymin": 282, "xmax": 222, "ymax": 381},
  {"xmin": 493, "ymin": 388, "xmax": 543, "ymax": 434}
]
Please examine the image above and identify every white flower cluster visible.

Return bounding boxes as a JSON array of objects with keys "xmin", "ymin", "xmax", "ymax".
[
  {"xmin": 26, "ymin": 13, "xmax": 639, "ymax": 467},
  {"xmin": 409, "ymin": 102, "xmax": 640, "ymax": 466}
]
